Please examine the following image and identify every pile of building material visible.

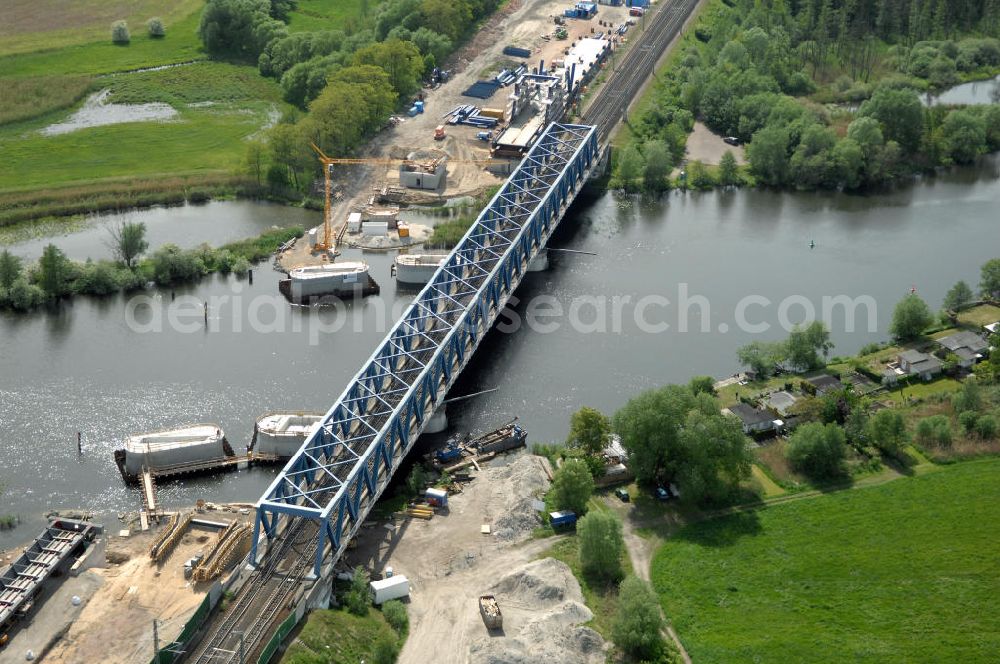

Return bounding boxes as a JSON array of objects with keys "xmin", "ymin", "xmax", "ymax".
[
  {"xmin": 191, "ymin": 521, "xmax": 252, "ymax": 582},
  {"xmin": 494, "ymin": 65, "xmax": 527, "ymax": 87},
  {"xmin": 462, "ymin": 80, "xmax": 501, "ymax": 99},
  {"xmin": 148, "ymin": 512, "xmax": 192, "ymax": 562},
  {"xmin": 469, "ymin": 558, "xmax": 606, "ymax": 664},
  {"xmin": 503, "ymin": 45, "xmax": 532, "ymax": 58},
  {"xmin": 443, "ymin": 104, "xmax": 499, "ymax": 129}
]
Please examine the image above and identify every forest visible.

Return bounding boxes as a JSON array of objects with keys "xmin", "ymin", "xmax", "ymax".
[{"xmin": 614, "ymin": 0, "xmax": 1000, "ymax": 191}]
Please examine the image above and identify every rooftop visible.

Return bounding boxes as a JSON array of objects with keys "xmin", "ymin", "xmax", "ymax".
[
  {"xmin": 726, "ymin": 402, "xmax": 776, "ymax": 426},
  {"xmin": 937, "ymin": 330, "xmax": 988, "ymax": 354}
]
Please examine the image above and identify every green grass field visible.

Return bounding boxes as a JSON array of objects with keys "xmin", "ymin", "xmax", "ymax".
[
  {"xmin": 281, "ymin": 607, "xmax": 400, "ymax": 664},
  {"xmin": 652, "ymin": 460, "xmax": 1000, "ymax": 663},
  {"xmin": 0, "ymin": 0, "xmax": 205, "ymax": 57},
  {"xmin": 286, "ymin": 0, "xmax": 371, "ymax": 33}
]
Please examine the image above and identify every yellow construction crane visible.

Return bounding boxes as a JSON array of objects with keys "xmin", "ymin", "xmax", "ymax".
[{"xmin": 309, "ymin": 143, "xmax": 496, "ymax": 252}]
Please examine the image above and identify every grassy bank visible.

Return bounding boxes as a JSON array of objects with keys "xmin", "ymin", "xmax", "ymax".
[
  {"xmin": 652, "ymin": 459, "xmax": 1000, "ymax": 663},
  {"xmin": 281, "ymin": 607, "xmax": 402, "ymax": 664}
]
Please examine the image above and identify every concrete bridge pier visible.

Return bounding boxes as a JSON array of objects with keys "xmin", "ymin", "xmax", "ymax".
[
  {"xmin": 528, "ymin": 250, "xmax": 549, "ymax": 272},
  {"xmin": 425, "ymin": 407, "xmax": 448, "ymax": 433}
]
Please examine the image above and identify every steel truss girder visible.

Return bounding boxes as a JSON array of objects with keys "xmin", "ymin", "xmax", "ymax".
[{"xmin": 252, "ymin": 123, "xmax": 598, "ymax": 577}]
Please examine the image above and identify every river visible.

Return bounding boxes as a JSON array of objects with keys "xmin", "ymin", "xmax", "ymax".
[{"xmin": 1, "ymin": 158, "xmax": 999, "ymax": 548}]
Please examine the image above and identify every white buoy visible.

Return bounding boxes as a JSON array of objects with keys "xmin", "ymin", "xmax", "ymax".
[{"xmin": 71, "ymin": 595, "xmax": 81, "ymax": 606}]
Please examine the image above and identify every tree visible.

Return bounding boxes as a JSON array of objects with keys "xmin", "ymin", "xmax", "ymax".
[
  {"xmin": 686, "ymin": 159, "xmax": 715, "ymax": 189},
  {"xmin": 421, "ymin": 0, "xmax": 472, "ymax": 41},
  {"xmin": 549, "ymin": 459, "xmax": 594, "ymax": 515},
  {"xmin": 577, "ymin": 510, "xmax": 624, "ymax": 582},
  {"xmin": 951, "ymin": 379, "xmax": 982, "ymax": 413},
  {"xmin": 916, "ymin": 415, "xmax": 952, "ymax": 447},
  {"xmin": 243, "ymin": 139, "xmax": 266, "ymax": 187},
  {"xmin": 747, "ymin": 125, "xmax": 791, "ymax": 186},
  {"xmin": 941, "ymin": 109, "xmax": 987, "ymax": 164},
  {"xmin": 111, "ymin": 20, "xmax": 130, "ymax": 44},
  {"xmin": 615, "ymin": 143, "xmax": 645, "ymax": 192},
  {"xmin": 867, "ymin": 409, "xmax": 909, "ymax": 456},
  {"xmin": 889, "ymin": 293, "xmax": 933, "ymax": 341},
  {"xmin": 344, "ymin": 567, "xmax": 370, "ymax": 616},
  {"xmin": 352, "ymin": 39, "xmax": 424, "ymax": 99},
  {"xmin": 688, "ymin": 375, "xmax": 716, "ymax": 396},
  {"xmin": 976, "ymin": 415, "xmax": 998, "ymax": 439},
  {"xmin": 980, "ymin": 258, "xmax": 1000, "ymax": 299},
  {"xmin": 736, "ymin": 340, "xmax": 786, "ymax": 378},
  {"xmin": 676, "ymin": 410, "xmax": 753, "ymax": 504},
  {"xmin": 943, "ymin": 280, "xmax": 974, "ymax": 311},
  {"xmin": 642, "ymin": 141, "xmax": 672, "ymax": 191},
  {"xmin": 858, "ymin": 87, "xmax": 924, "ymax": 153},
  {"xmin": 786, "ymin": 422, "xmax": 847, "ymax": 479},
  {"xmin": 847, "ymin": 116, "xmax": 884, "ymax": 160},
  {"xmin": 612, "ymin": 576, "xmax": 666, "ymax": 661},
  {"xmin": 106, "ymin": 220, "xmax": 149, "ymax": 270},
  {"xmin": 147, "ymin": 17, "xmax": 166, "ymax": 37},
  {"xmin": 718, "ymin": 150, "xmax": 740, "ymax": 186},
  {"xmin": 199, "ymin": 0, "xmax": 284, "ymax": 60},
  {"xmin": 37, "ymin": 244, "xmax": 72, "ymax": 298},
  {"xmin": 612, "ymin": 385, "xmax": 700, "ymax": 484},
  {"xmin": 785, "ymin": 321, "xmax": 833, "ymax": 372},
  {"xmin": 567, "ymin": 407, "xmax": 611, "ymax": 454},
  {"xmin": 0, "ymin": 250, "xmax": 22, "ymax": 290}
]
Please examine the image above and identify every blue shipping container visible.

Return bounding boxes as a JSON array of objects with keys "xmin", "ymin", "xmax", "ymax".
[{"xmin": 549, "ymin": 510, "xmax": 578, "ymax": 527}]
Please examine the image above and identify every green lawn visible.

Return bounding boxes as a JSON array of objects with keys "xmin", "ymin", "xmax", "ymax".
[
  {"xmin": 281, "ymin": 607, "xmax": 400, "ymax": 664},
  {"xmin": 652, "ymin": 460, "xmax": 1000, "ymax": 663},
  {"xmin": 0, "ymin": 9, "xmax": 206, "ymax": 78},
  {"xmin": 286, "ymin": 0, "xmax": 374, "ymax": 33},
  {"xmin": 0, "ymin": 0, "xmax": 205, "ymax": 57}
]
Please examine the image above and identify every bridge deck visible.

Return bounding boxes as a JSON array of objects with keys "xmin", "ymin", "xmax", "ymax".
[{"xmin": 251, "ymin": 122, "xmax": 598, "ymax": 578}]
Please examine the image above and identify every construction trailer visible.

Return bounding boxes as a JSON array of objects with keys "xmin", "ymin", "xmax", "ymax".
[{"xmin": 370, "ymin": 575, "xmax": 410, "ymax": 604}]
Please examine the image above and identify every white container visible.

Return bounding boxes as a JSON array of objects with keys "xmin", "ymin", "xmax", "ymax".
[
  {"xmin": 362, "ymin": 221, "xmax": 390, "ymax": 236},
  {"xmin": 347, "ymin": 212, "xmax": 362, "ymax": 233},
  {"xmin": 308, "ymin": 228, "xmax": 318, "ymax": 247},
  {"xmin": 370, "ymin": 575, "xmax": 409, "ymax": 604}
]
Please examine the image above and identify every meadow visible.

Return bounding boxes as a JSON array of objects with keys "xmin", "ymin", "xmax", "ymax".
[{"xmin": 652, "ymin": 460, "xmax": 1000, "ymax": 663}]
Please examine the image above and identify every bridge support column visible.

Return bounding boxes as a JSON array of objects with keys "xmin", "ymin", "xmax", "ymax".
[
  {"xmin": 528, "ymin": 250, "xmax": 549, "ymax": 272},
  {"xmin": 425, "ymin": 406, "xmax": 448, "ymax": 434}
]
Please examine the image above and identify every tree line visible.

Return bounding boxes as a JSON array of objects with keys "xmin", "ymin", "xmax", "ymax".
[
  {"xmin": 199, "ymin": 0, "xmax": 502, "ymax": 194},
  {"xmin": 614, "ymin": 0, "xmax": 1000, "ymax": 192},
  {"xmin": 0, "ymin": 223, "xmax": 302, "ymax": 313}
]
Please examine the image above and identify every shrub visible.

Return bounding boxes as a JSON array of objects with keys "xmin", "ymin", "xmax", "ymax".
[
  {"xmin": 74, "ymin": 260, "xmax": 124, "ymax": 296},
  {"xmin": 382, "ymin": 599, "xmax": 408, "ymax": 635},
  {"xmin": 148, "ymin": 244, "xmax": 208, "ymax": 285},
  {"xmin": 112, "ymin": 20, "xmax": 131, "ymax": 44},
  {"xmin": 787, "ymin": 422, "xmax": 847, "ymax": 479},
  {"xmin": 959, "ymin": 410, "xmax": 980, "ymax": 434},
  {"xmin": 372, "ymin": 635, "xmax": 399, "ymax": 664},
  {"xmin": 916, "ymin": 415, "xmax": 952, "ymax": 447},
  {"xmin": 612, "ymin": 575, "xmax": 666, "ymax": 661},
  {"xmin": 147, "ymin": 17, "xmax": 166, "ymax": 38},
  {"xmin": 6, "ymin": 277, "xmax": 45, "ymax": 311},
  {"xmin": 976, "ymin": 415, "xmax": 998, "ymax": 440},
  {"xmin": 231, "ymin": 257, "xmax": 251, "ymax": 277},
  {"xmin": 549, "ymin": 458, "xmax": 594, "ymax": 516},
  {"xmin": 344, "ymin": 567, "xmax": 370, "ymax": 616},
  {"xmin": 578, "ymin": 510, "xmax": 624, "ymax": 582},
  {"xmin": 952, "ymin": 381, "xmax": 982, "ymax": 414}
]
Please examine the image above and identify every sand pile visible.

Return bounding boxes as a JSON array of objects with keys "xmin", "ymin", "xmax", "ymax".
[
  {"xmin": 470, "ymin": 558, "xmax": 606, "ymax": 664},
  {"xmin": 486, "ymin": 454, "xmax": 548, "ymax": 542}
]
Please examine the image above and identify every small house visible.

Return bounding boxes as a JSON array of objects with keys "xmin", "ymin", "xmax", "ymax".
[
  {"xmin": 602, "ymin": 434, "xmax": 628, "ymax": 465},
  {"xmin": 724, "ymin": 403, "xmax": 778, "ymax": 434},
  {"xmin": 897, "ymin": 350, "xmax": 944, "ymax": 381},
  {"xmin": 936, "ymin": 330, "xmax": 989, "ymax": 369},
  {"xmin": 805, "ymin": 374, "xmax": 843, "ymax": 395}
]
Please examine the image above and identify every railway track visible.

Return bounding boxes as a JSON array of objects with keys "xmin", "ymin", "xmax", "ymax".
[{"xmin": 582, "ymin": 0, "xmax": 701, "ymax": 140}]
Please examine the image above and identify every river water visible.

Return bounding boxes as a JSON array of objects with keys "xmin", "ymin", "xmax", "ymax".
[{"xmin": 2, "ymin": 158, "xmax": 999, "ymax": 547}]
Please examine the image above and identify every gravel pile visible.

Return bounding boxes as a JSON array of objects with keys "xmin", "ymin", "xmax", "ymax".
[
  {"xmin": 487, "ymin": 454, "xmax": 549, "ymax": 542},
  {"xmin": 470, "ymin": 558, "xmax": 607, "ymax": 664}
]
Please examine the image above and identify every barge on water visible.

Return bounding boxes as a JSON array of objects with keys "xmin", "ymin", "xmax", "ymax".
[
  {"xmin": 250, "ymin": 411, "xmax": 324, "ymax": 460},
  {"xmin": 279, "ymin": 261, "xmax": 380, "ymax": 303},
  {"xmin": 114, "ymin": 424, "xmax": 233, "ymax": 483}
]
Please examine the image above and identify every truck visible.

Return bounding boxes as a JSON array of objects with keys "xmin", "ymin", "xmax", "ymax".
[
  {"xmin": 479, "ymin": 594, "xmax": 503, "ymax": 629},
  {"xmin": 549, "ymin": 510, "xmax": 577, "ymax": 528},
  {"xmin": 370, "ymin": 575, "xmax": 410, "ymax": 604}
]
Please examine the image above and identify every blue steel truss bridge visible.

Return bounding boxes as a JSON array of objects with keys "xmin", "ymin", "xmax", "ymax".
[{"xmin": 183, "ymin": 122, "xmax": 599, "ymax": 664}]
